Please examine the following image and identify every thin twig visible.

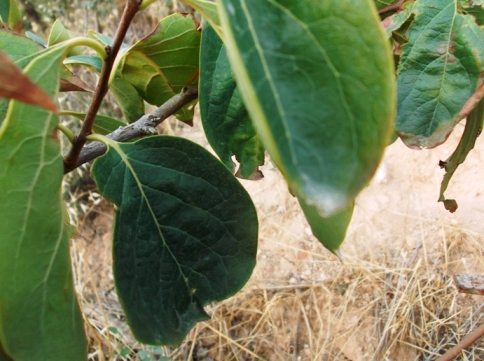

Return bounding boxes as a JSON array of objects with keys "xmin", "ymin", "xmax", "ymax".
[
  {"xmin": 435, "ymin": 322, "xmax": 484, "ymax": 361},
  {"xmin": 63, "ymin": 87, "xmax": 199, "ymax": 174},
  {"xmin": 378, "ymin": 0, "xmax": 406, "ymax": 16},
  {"xmin": 63, "ymin": 0, "xmax": 141, "ymax": 172}
]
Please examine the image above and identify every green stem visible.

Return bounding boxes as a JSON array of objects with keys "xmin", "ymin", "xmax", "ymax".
[
  {"xmin": 86, "ymin": 133, "xmax": 116, "ymax": 147},
  {"xmin": 57, "ymin": 124, "xmax": 76, "ymax": 143},
  {"xmin": 62, "ymin": 37, "xmax": 108, "ymax": 59}
]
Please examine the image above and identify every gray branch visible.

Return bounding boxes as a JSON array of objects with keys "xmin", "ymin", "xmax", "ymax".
[{"xmin": 64, "ymin": 87, "xmax": 198, "ymax": 174}]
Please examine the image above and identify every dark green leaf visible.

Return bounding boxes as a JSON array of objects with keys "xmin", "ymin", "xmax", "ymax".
[
  {"xmin": 0, "ymin": 45, "xmax": 86, "ymax": 360},
  {"xmin": 62, "ymin": 111, "xmax": 126, "ymax": 135},
  {"xmin": 299, "ymin": 197, "xmax": 354, "ymax": 256},
  {"xmin": 120, "ymin": 13, "xmax": 200, "ymax": 123},
  {"xmin": 200, "ymin": 22, "xmax": 264, "ymax": 180},
  {"xmin": 396, "ymin": 0, "xmax": 484, "ymax": 148},
  {"xmin": 438, "ymin": 100, "xmax": 484, "ymax": 212},
  {"xmin": 218, "ymin": 0, "xmax": 395, "ymax": 218},
  {"xmin": 91, "ymin": 136, "xmax": 258, "ymax": 346},
  {"xmin": 110, "ymin": 77, "xmax": 145, "ymax": 123}
]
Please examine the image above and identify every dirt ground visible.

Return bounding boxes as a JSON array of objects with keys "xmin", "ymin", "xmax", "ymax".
[{"xmin": 70, "ymin": 115, "xmax": 484, "ymax": 361}]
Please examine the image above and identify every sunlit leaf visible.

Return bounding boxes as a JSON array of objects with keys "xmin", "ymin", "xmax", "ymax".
[
  {"xmin": 119, "ymin": 13, "xmax": 200, "ymax": 123},
  {"xmin": 0, "ymin": 44, "xmax": 86, "ymax": 361},
  {"xmin": 218, "ymin": 0, "xmax": 395, "ymax": 219},
  {"xmin": 200, "ymin": 22, "xmax": 264, "ymax": 180},
  {"xmin": 0, "ymin": 51, "xmax": 56, "ymax": 112},
  {"xmin": 396, "ymin": 0, "xmax": 484, "ymax": 148},
  {"xmin": 92, "ymin": 136, "xmax": 258, "ymax": 346}
]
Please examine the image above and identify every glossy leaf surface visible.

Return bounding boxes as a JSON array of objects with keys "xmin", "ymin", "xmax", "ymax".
[
  {"xmin": 396, "ymin": 0, "xmax": 484, "ymax": 148},
  {"xmin": 120, "ymin": 14, "xmax": 200, "ymax": 122},
  {"xmin": 438, "ymin": 100, "xmax": 484, "ymax": 212},
  {"xmin": 218, "ymin": 0, "xmax": 395, "ymax": 217},
  {"xmin": 92, "ymin": 136, "xmax": 258, "ymax": 346},
  {"xmin": 200, "ymin": 23, "xmax": 264, "ymax": 179},
  {"xmin": 0, "ymin": 45, "xmax": 86, "ymax": 360}
]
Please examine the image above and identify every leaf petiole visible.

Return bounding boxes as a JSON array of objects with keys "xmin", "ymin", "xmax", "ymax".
[
  {"xmin": 62, "ymin": 37, "xmax": 109, "ymax": 60},
  {"xmin": 57, "ymin": 123, "xmax": 76, "ymax": 143}
]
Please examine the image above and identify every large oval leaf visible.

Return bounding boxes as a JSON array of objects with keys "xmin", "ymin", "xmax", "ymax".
[
  {"xmin": 396, "ymin": 0, "xmax": 484, "ymax": 148},
  {"xmin": 91, "ymin": 136, "xmax": 258, "ymax": 346},
  {"xmin": 217, "ymin": 0, "xmax": 395, "ymax": 217},
  {"xmin": 0, "ymin": 45, "xmax": 87, "ymax": 360},
  {"xmin": 200, "ymin": 22, "xmax": 264, "ymax": 180}
]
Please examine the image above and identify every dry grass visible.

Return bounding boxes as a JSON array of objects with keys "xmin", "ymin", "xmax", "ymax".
[{"xmin": 67, "ymin": 168, "xmax": 484, "ymax": 361}]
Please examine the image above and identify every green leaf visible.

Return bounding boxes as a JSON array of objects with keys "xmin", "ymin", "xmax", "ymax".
[
  {"xmin": 64, "ymin": 54, "xmax": 103, "ymax": 73},
  {"xmin": 91, "ymin": 136, "xmax": 258, "ymax": 346},
  {"xmin": 0, "ymin": 45, "xmax": 87, "ymax": 360},
  {"xmin": 373, "ymin": 0, "xmax": 401, "ymax": 10},
  {"xmin": 0, "ymin": 0, "xmax": 20, "ymax": 31},
  {"xmin": 438, "ymin": 100, "xmax": 484, "ymax": 212},
  {"xmin": 61, "ymin": 111, "xmax": 126, "ymax": 135},
  {"xmin": 299, "ymin": 197, "xmax": 354, "ymax": 256},
  {"xmin": 180, "ymin": 0, "xmax": 223, "ymax": 39},
  {"xmin": 218, "ymin": 0, "xmax": 395, "ymax": 217},
  {"xmin": 110, "ymin": 77, "xmax": 145, "ymax": 123},
  {"xmin": 119, "ymin": 13, "xmax": 200, "ymax": 123},
  {"xmin": 200, "ymin": 22, "xmax": 264, "ymax": 180},
  {"xmin": 0, "ymin": 29, "xmax": 43, "ymax": 62},
  {"xmin": 396, "ymin": 0, "xmax": 484, "ymax": 149},
  {"xmin": 25, "ymin": 31, "xmax": 47, "ymax": 47},
  {"xmin": 47, "ymin": 20, "xmax": 82, "ymax": 56}
]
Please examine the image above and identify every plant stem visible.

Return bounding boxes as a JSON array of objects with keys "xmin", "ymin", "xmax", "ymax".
[
  {"xmin": 378, "ymin": 0, "xmax": 405, "ymax": 16},
  {"xmin": 63, "ymin": 0, "xmax": 140, "ymax": 173},
  {"xmin": 435, "ymin": 322, "xmax": 484, "ymax": 361},
  {"xmin": 63, "ymin": 87, "xmax": 199, "ymax": 174}
]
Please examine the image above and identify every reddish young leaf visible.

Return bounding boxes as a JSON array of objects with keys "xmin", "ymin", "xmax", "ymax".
[{"xmin": 0, "ymin": 51, "xmax": 57, "ymax": 112}]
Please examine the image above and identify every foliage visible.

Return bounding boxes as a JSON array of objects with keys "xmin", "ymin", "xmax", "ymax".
[{"xmin": 1, "ymin": 0, "xmax": 484, "ymax": 359}]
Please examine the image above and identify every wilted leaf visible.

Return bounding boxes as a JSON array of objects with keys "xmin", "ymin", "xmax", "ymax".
[
  {"xmin": 110, "ymin": 77, "xmax": 145, "ymax": 123},
  {"xmin": 119, "ymin": 13, "xmax": 200, "ymax": 123},
  {"xmin": 218, "ymin": 0, "xmax": 395, "ymax": 218},
  {"xmin": 91, "ymin": 136, "xmax": 258, "ymax": 346},
  {"xmin": 0, "ymin": 44, "xmax": 86, "ymax": 360},
  {"xmin": 438, "ymin": 99, "xmax": 484, "ymax": 212},
  {"xmin": 396, "ymin": 0, "xmax": 484, "ymax": 148},
  {"xmin": 200, "ymin": 22, "xmax": 264, "ymax": 180},
  {"xmin": 62, "ymin": 110, "xmax": 126, "ymax": 135},
  {"xmin": 381, "ymin": 1, "xmax": 416, "ymax": 38},
  {"xmin": 0, "ymin": 51, "xmax": 57, "ymax": 112}
]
